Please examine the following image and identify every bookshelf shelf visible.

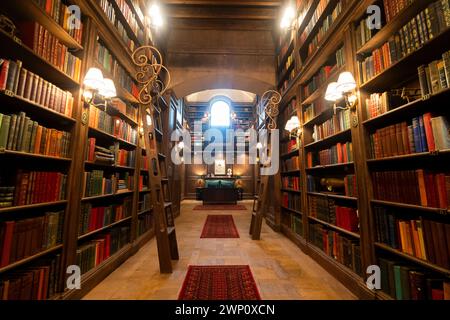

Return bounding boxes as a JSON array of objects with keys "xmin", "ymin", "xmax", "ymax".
[
  {"xmin": 308, "ymin": 216, "xmax": 360, "ymax": 238},
  {"xmin": 305, "ymin": 162, "xmax": 354, "ymax": 171},
  {"xmin": 0, "ymin": 150, "xmax": 72, "ymax": 162},
  {"xmin": 281, "ymin": 205, "xmax": 302, "ymax": 215},
  {"xmin": 4, "ymin": 0, "xmax": 84, "ymax": 50},
  {"xmin": 304, "ymin": 128, "xmax": 351, "ymax": 149},
  {"xmin": 139, "ymin": 189, "xmax": 151, "ymax": 193},
  {"xmin": 374, "ymin": 242, "xmax": 450, "ymax": 276},
  {"xmin": 371, "ymin": 199, "xmax": 450, "ymax": 215},
  {"xmin": 85, "ymin": 162, "xmax": 136, "ymax": 171},
  {"xmin": 356, "ymin": 0, "xmax": 433, "ymax": 55},
  {"xmin": 81, "ymin": 191, "xmax": 134, "ymax": 202},
  {"xmin": 0, "ymin": 29, "xmax": 80, "ymax": 89},
  {"xmin": 366, "ymin": 150, "xmax": 450, "ymax": 164},
  {"xmin": 281, "ymin": 188, "xmax": 302, "ymax": 194},
  {"xmin": 307, "ymin": 192, "xmax": 357, "ymax": 201},
  {"xmin": 0, "ymin": 200, "xmax": 68, "ymax": 214},
  {"xmin": 88, "ymin": 127, "xmax": 137, "ymax": 149},
  {"xmin": 303, "ymin": 107, "xmax": 334, "ymax": 127},
  {"xmin": 137, "ymin": 208, "xmax": 153, "ymax": 216},
  {"xmin": 360, "ymin": 26, "xmax": 450, "ymax": 91},
  {"xmin": 0, "ymin": 91, "xmax": 76, "ymax": 125},
  {"xmin": 78, "ymin": 216, "xmax": 133, "ymax": 240},
  {"xmin": 0, "ymin": 244, "xmax": 63, "ymax": 274}
]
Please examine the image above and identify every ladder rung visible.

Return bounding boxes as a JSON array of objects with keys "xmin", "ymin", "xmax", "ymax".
[
  {"xmin": 167, "ymin": 226, "xmax": 175, "ymax": 234},
  {"xmin": 164, "ymin": 202, "xmax": 172, "ymax": 208}
]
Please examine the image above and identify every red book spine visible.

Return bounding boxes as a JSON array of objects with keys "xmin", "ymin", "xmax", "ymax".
[{"xmin": 0, "ymin": 221, "xmax": 15, "ymax": 267}]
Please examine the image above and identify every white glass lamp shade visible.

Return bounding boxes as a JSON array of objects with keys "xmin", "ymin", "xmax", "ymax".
[
  {"xmin": 99, "ymin": 78, "xmax": 117, "ymax": 98},
  {"xmin": 325, "ymin": 82, "xmax": 343, "ymax": 102},
  {"xmin": 83, "ymin": 68, "xmax": 104, "ymax": 90},
  {"xmin": 290, "ymin": 116, "xmax": 300, "ymax": 129},
  {"xmin": 285, "ymin": 119, "xmax": 293, "ymax": 132},
  {"xmin": 337, "ymin": 71, "xmax": 357, "ymax": 93}
]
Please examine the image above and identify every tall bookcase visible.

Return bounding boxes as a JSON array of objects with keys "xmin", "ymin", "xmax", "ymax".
[
  {"xmin": 275, "ymin": 0, "xmax": 450, "ymax": 299},
  {"xmin": 0, "ymin": 0, "xmax": 171, "ymax": 300}
]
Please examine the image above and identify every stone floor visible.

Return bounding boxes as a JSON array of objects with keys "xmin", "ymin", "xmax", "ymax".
[{"xmin": 83, "ymin": 200, "xmax": 357, "ymax": 300}]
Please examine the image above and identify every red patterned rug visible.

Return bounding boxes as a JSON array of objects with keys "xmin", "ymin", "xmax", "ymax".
[
  {"xmin": 200, "ymin": 215, "xmax": 240, "ymax": 238},
  {"xmin": 193, "ymin": 204, "xmax": 247, "ymax": 210},
  {"xmin": 178, "ymin": 265, "xmax": 261, "ymax": 300}
]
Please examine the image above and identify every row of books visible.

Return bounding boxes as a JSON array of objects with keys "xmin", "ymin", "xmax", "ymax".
[
  {"xmin": 364, "ymin": 91, "xmax": 405, "ymax": 120},
  {"xmin": 309, "ymin": 223, "xmax": 362, "ymax": 276},
  {"xmin": 303, "ymin": 100, "xmax": 327, "ymax": 123},
  {"xmin": 312, "ymin": 108, "xmax": 351, "ymax": 142},
  {"xmin": 17, "ymin": 21, "xmax": 82, "ymax": 82},
  {"xmin": 369, "ymin": 114, "xmax": 450, "ymax": 159},
  {"xmin": 0, "ymin": 59, "xmax": 74, "ymax": 118},
  {"xmin": 89, "ymin": 105, "xmax": 138, "ymax": 145},
  {"xmin": 281, "ymin": 156, "xmax": 300, "ymax": 172},
  {"xmin": 371, "ymin": 170, "xmax": 450, "ymax": 209},
  {"xmin": 76, "ymin": 225, "xmax": 130, "ymax": 275},
  {"xmin": 383, "ymin": 0, "xmax": 416, "ymax": 23},
  {"xmin": 83, "ymin": 170, "xmax": 134, "ymax": 197},
  {"xmin": 418, "ymin": 51, "xmax": 450, "ymax": 97},
  {"xmin": 1, "ymin": 170, "xmax": 67, "ymax": 208},
  {"xmin": 358, "ymin": 1, "xmax": 450, "ymax": 84},
  {"xmin": 303, "ymin": 65, "xmax": 334, "ymax": 98},
  {"xmin": 281, "ymin": 139, "xmax": 299, "ymax": 155},
  {"xmin": 282, "ymin": 176, "xmax": 301, "ymax": 191},
  {"xmin": 279, "ymin": 68, "xmax": 296, "ymax": 94},
  {"xmin": 0, "ymin": 112, "xmax": 71, "ymax": 158},
  {"xmin": 306, "ymin": 1, "xmax": 343, "ymax": 58},
  {"xmin": 344, "ymin": 174, "xmax": 357, "ymax": 197},
  {"xmin": 0, "ymin": 211, "xmax": 63, "ymax": 267},
  {"xmin": 306, "ymin": 142, "xmax": 353, "ymax": 167},
  {"xmin": 355, "ymin": 12, "xmax": 379, "ymax": 50},
  {"xmin": 289, "ymin": 213, "xmax": 304, "ymax": 237},
  {"xmin": 379, "ymin": 257, "xmax": 450, "ymax": 300},
  {"xmin": 138, "ymin": 175, "xmax": 149, "ymax": 192},
  {"xmin": 374, "ymin": 206, "xmax": 450, "ymax": 269},
  {"xmin": 79, "ymin": 198, "xmax": 133, "ymax": 236},
  {"xmin": 95, "ymin": 41, "xmax": 138, "ymax": 97},
  {"xmin": 308, "ymin": 195, "xmax": 359, "ymax": 232},
  {"xmin": 0, "ymin": 254, "xmax": 61, "ymax": 300},
  {"xmin": 98, "ymin": 0, "xmax": 137, "ymax": 52},
  {"xmin": 278, "ymin": 53, "xmax": 294, "ymax": 81},
  {"xmin": 110, "ymin": 98, "xmax": 138, "ymax": 122},
  {"xmin": 137, "ymin": 192, "xmax": 151, "ymax": 213},
  {"xmin": 137, "ymin": 211, "xmax": 153, "ymax": 237},
  {"xmin": 86, "ymin": 138, "xmax": 136, "ymax": 167},
  {"xmin": 277, "ymin": 38, "xmax": 293, "ymax": 67},
  {"xmin": 33, "ymin": 0, "xmax": 83, "ymax": 45},
  {"xmin": 336, "ymin": 46, "xmax": 345, "ymax": 68},
  {"xmin": 281, "ymin": 192, "xmax": 301, "ymax": 212},
  {"xmin": 299, "ymin": 0, "xmax": 332, "ymax": 44},
  {"xmin": 115, "ymin": 0, "xmax": 145, "ymax": 44}
]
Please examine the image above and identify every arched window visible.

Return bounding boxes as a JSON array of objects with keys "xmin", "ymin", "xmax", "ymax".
[{"xmin": 210, "ymin": 99, "xmax": 231, "ymax": 127}]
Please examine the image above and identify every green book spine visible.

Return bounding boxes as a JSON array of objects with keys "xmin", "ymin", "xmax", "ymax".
[
  {"xmin": 394, "ymin": 265, "xmax": 403, "ymax": 300},
  {"xmin": 0, "ymin": 114, "xmax": 10, "ymax": 149}
]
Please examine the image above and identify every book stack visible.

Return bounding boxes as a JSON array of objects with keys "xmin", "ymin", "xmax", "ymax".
[
  {"xmin": 0, "ymin": 254, "xmax": 62, "ymax": 300},
  {"xmin": 138, "ymin": 193, "xmax": 151, "ymax": 212},
  {"xmin": 364, "ymin": 91, "xmax": 405, "ymax": 120},
  {"xmin": 374, "ymin": 207, "xmax": 450, "ymax": 269},
  {"xmin": 309, "ymin": 195, "xmax": 359, "ymax": 232},
  {"xmin": 383, "ymin": 0, "xmax": 415, "ymax": 23},
  {"xmin": 0, "ymin": 210, "xmax": 64, "ymax": 267},
  {"xmin": 312, "ymin": 109, "xmax": 351, "ymax": 142},
  {"xmin": 304, "ymin": 65, "xmax": 335, "ymax": 98},
  {"xmin": 0, "ymin": 112, "xmax": 71, "ymax": 157},
  {"xmin": 307, "ymin": 1, "xmax": 343, "ymax": 57},
  {"xmin": 16, "ymin": 22, "xmax": 82, "ymax": 82},
  {"xmin": 309, "ymin": 223, "xmax": 362, "ymax": 275},
  {"xmin": 358, "ymin": 1, "xmax": 450, "ymax": 84},
  {"xmin": 291, "ymin": 214, "xmax": 304, "ymax": 237},
  {"xmin": 0, "ymin": 59, "xmax": 74, "ymax": 117},
  {"xmin": 344, "ymin": 174, "xmax": 357, "ymax": 197},
  {"xmin": 418, "ymin": 50, "xmax": 450, "ymax": 97},
  {"xmin": 282, "ymin": 176, "xmax": 300, "ymax": 191},
  {"xmin": 110, "ymin": 98, "xmax": 138, "ymax": 122},
  {"xmin": 0, "ymin": 187, "xmax": 14, "ymax": 208},
  {"xmin": 83, "ymin": 170, "xmax": 113, "ymax": 197},
  {"xmin": 371, "ymin": 169, "xmax": 450, "ymax": 209},
  {"xmin": 282, "ymin": 192, "xmax": 301, "ymax": 212},
  {"xmin": 79, "ymin": 197, "xmax": 133, "ymax": 235},
  {"xmin": 137, "ymin": 212, "xmax": 153, "ymax": 237},
  {"xmin": 116, "ymin": 149, "xmax": 135, "ymax": 167},
  {"xmin": 369, "ymin": 114, "xmax": 450, "ymax": 159},
  {"xmin": 76, "ymin": 225, "xmax": 130, "ymax": 274},
  {"xmin": 282, "ymin": 156, "xmax": 300, "ymax": 171},
  {"xmin": 307, "ymin": 141, "xmax": 353, "ymax": 167},
  {"xmin": 7, "ymin": 170, "xmax": 68, "ymax": 207},
  {"xmin": 33, "ymin": 0, "xmax": 84, "ymax": 44},
  {"xmin": 86, "ymin": 138, "xmax": 114, "ymax": 164},
  {"xmin": 379, "ymin": 257, "xmax": 450, "ymax": 299}
]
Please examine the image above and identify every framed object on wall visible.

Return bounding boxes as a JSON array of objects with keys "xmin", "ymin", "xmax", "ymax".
[{"xmin": 214, "ymin": 159, "xmax": 226, "ymax": 175}]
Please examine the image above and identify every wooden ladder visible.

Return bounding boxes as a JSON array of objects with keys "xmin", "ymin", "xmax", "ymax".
[
  {"xmin": 141, "ymin": 101, "xmax": 179, "ymax": 273},
  {"xmin": 249, "ymin": 174, "xmax": 269, "ymax": 240}
]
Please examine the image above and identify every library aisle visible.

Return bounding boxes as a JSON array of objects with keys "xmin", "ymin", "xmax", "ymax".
[{"xmin": 83, "ymin": 200, "xmax": 355, "ymax": 300}]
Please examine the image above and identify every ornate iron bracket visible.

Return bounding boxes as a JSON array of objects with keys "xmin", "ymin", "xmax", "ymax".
[{"xmin": 256, "ymin": 90, "xmax": 281, "ymax": 130}]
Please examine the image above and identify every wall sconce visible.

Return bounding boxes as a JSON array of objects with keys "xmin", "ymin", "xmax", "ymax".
[
  {"xmin": 280, "ymin": 6, "xmax": 296, "ymax": 30},
  {"xmin": 285, "ymin": 116, "xmax": 301, "ymax": 138},
  {"xmin": 83, "ymin": 67, "xmax": 117, "ymax": 108},
  {"xmin": 325, "ymin": 71, "xmax": 358, "ymax": 115}
]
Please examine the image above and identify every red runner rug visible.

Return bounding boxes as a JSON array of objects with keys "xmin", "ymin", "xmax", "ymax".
[
  {"xmin": 200, "ymin": 215, "xmax": 239, "ymax": 238},
  {"xmin": 193, "ymin": 204, "xmax": 247, "ymax": 210},
  {"xmin": 178, "ymin": 265, "xmax": 261, "ymax": 300}
]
